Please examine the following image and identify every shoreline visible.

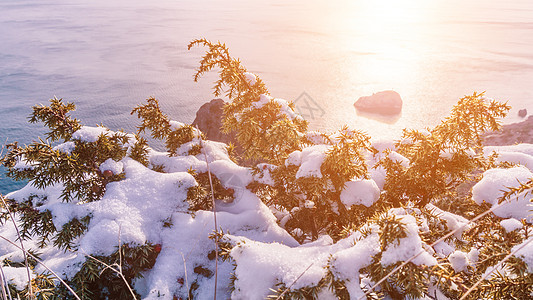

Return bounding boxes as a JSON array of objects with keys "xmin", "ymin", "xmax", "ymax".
[{"xmin": 483, "ymin": 115, "xmax": 533, "ymax": 146}]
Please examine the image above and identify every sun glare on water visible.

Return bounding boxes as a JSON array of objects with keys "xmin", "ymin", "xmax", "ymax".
[{"xmin": 340, "ymin": 0, "xmax": 434, "ymax": 86}]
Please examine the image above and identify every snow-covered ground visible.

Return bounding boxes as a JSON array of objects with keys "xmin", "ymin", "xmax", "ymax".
[{"xmin": 1, "ymin": 120, "xmax": 531, "ymax": 299}]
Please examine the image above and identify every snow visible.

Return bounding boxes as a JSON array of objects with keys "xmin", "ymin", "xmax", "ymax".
[
  {"xmin": 467, "ymin": 248, "xmax": 479, "ymax": 265},
  {"xmin": 427, "ymin": 204, "xmax": 470, "ymax": 238},
  {"xmin": 12, "ymin": 155, "xmax": 34, "ymax": 171},
  {"xmin": 448, "ymin": 250, "xmax": 468, "ymax": 273},
  {"xmin": 141, "ymin": 208, "xmax": 297, "ymax": 299},
  {"xmin": 471, "ymin": 166, "xmax": 533, "ymax": 222},
  {"xmin": 500, "ymin": 218, "xmax": 523, "ymax": 232},
  {"xmin": 512, "ymin": 237, "xmax": 533, "ymax": 272},
  {"xmin": 169, "ymin": 120, "xmax": 185, "ymax": 131},
  {"xmin": 305, "ymin": 131, "xmax": 329, "ymax": 145},
  {"xmin": 52, "ymin": 141, "xmax": 76, "ymax": 154},
  {"xmin": 71, "ymin": 126, "xmax": 109, "ymax": 143},
  {"xmin": 485, "ymin": 143, "xmax": 533, "ymax": 157},
  {"xmin": 229, "ymin": 237, "xmax": 331, "ymax": 299},
  {"xmin": 251, "ymin": 94, "xmax": 303, "ymax": 121},
  {"xmin": 380, "ymin": 212, "xmax": 437, "ymax": 267},
  {"xmin": 1, "ymin": 125, "xmax": 304, "ymax": 298},
  {"xmin": 365, "ymin": 142, "xmax": 394, "ymax": 190},
  {"xmin": 482, "ymin": 264, "xmax": 511, "ymax": 280},
  {"xmin": 483, "ymin": 143, "xmax": 533, "ymax": 171},
  {"xmin": 387, "ymin": 151, "xmax": 410, "ymax": 168},
  {"xmin": 434, "ymin": 241, "xmax": 454, "ymax": 257},
  {"xmin": 99, "ymin": 158, "xmax": 124, "ymax": 174},
  {"xmin": 7, "ymin": 182, "xmax": 65, "ymax": 208},
  {"xmin": 1, "ymin": 266, "xmax": 32, "ymax": 289},
  {"xmin": 286, "ymin": 145, "xmax": 330, "ymax": 178},
  {"xmin": 369, "ymin": 165, "xmax": 386, "ymax": 190},
  {"xmin": 340, "ymin": 179, "xmax": 380, "ymax": 208},
  {"xmin": 0, "ymin": 217, "xmax": 40, "ymax": 265},
  {"xmin": 3, "ymin": 123, "xmax": 533, "ymax": 298},
  {"xmin": 304, "ymin": 200, "xmax": 315, "ymax": 209},
  {"xmin": 252, "ymin": 163, "xmax": 276, "ymax": 185},
  {"xmin": 228, "ymin": 224, "xmax": 380, "ymax": 300},
  {"xmin": 330, "ymin": 228, "xmax": 380, "ymax": 298},
  {"xmin": 243, "ymin": 72, "xmax": 257, "ymax": 85}
]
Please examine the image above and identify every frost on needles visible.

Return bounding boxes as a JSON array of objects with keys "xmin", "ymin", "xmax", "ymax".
[{"xmin": 0, "ymin": 39, "xmax": 532, "ymax": 299}]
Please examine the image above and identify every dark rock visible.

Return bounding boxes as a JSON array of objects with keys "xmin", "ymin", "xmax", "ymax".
[
  {"xmin": 354, "ymin": 90, "xmax": 402, "ymax": 115},
  {"xmin": 483, "ymin": 115, "xmax": 533, "ymax": 145},
  {"xmin": 518, "ymin": 109, "xmax": 527, "ymax": 118},
  {"xmin": 191, "ymin": 99, "xmax": 268, "ymax": 165},
  {"xmin": 192, "ymin": 98, "xmax": 236, "ymax": 144}
]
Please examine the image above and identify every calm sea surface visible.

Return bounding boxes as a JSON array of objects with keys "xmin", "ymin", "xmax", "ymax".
[{"xmin": 1, "ymin": 0, "xmax": 533, "ymax": 193}]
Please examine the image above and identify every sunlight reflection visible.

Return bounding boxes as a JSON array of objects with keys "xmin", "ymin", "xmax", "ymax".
[
  {"xmin": 316, "ymin": 0, "xmax": 440, "ymax": 137},
  {"xmin": 341, "ymin": 0, "xmax": 432, "ymax": 83}
]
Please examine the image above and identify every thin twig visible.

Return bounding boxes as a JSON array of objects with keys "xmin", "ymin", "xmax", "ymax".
[
  {"xmin": 459, "ymin": 237, "xmax": 533, "ymax": 299},
  {"xmin": 197, "ymin": 126, "xmax": 219, "ymax": 300},
  {"xmin": 180, "ymin": 252, "xmax": 190, "ymax": 300},
  {"xmin": 0, "ymin": 195, "xmax": 34, "ymax": 299},
  {"xmin": 82, "ymin": 253, "xmax": 137, "ymax": 300},
  {"xmin": 0, "ymin": 263, "xmax": 13, "ymax": 300},
  {"xmin": 118, "ymin": 225, "xmax": 123, "ymax": 276},
  {"xmin": 0, "ymin": 235, "xmax": 81, "ymax": 300},
  {"xmin": 79, "ymin": 225, "xmax": 137, "ymax": 300}
]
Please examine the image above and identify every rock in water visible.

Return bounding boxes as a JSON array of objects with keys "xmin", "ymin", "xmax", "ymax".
[
  {"xmin": 192, "ymin": 98, "xmax": 236, "ymax": 144},
  {"xmin": 354, "ymin": 90, "xmax": 402, "ymax": 115},
  {"xmin": 518, "ymin": 108, "xmax": 527, "ymax": 118}
]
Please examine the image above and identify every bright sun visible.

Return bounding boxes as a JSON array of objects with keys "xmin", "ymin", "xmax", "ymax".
[{"xmin": 339, "ymin": 0, "xmax": 434, "ymax": 85}]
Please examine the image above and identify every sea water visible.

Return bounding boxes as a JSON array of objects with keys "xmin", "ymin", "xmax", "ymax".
[{"xmin": 1, "ymin": 0, "xmax": 533, "ymax": 193}]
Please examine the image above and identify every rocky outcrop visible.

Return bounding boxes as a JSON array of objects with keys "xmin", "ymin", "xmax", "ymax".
[
  {"xmin": 483, "ymin": 115, "xmax": 533, "ymax": 146},
  {"xmin": 192, "ymin": 98, "xmax": 236, "ymax": 144},
  {"xmin": 354, "ymin": 90, "xmax": 402, "ymax": 115}
]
